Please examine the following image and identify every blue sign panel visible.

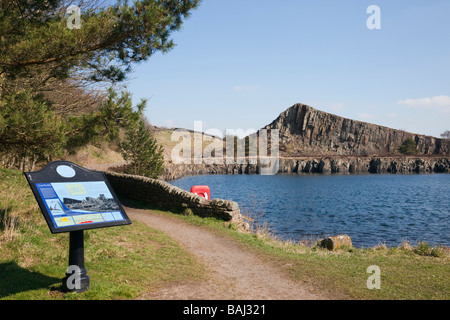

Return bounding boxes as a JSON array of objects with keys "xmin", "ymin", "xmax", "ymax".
[{"xmin": 24, "ymin": 161, "xmax": 131, "ymax": 233}]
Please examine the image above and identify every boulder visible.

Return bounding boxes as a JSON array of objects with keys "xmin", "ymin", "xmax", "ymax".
[{"xmin": 320, "ymin": 234, "xmax": 352, "ymax": 251}]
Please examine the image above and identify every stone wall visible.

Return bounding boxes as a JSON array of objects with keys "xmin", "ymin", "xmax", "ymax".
[{"xmin": 105, "ymin": 171, "xmax": 241, "ymax": 222}]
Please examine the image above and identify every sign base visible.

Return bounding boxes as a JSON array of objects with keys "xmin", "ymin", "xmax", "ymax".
[
  {"xmin": 61, "ymin": 230, "xmax": 90, "ymax": 293},
  {"xmin": 62, "ymin": 270, "xmax": 90, "ymax": 293}
]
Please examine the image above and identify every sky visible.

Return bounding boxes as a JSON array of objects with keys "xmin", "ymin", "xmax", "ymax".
[{"xmin": 126, "ymin": 0, "xmax": 450, "ymax": 138}]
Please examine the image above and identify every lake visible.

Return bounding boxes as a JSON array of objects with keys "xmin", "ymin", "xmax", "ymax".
[{"xmin": 170, "ymin": 173, "xmax": 450, "ymax": 248}]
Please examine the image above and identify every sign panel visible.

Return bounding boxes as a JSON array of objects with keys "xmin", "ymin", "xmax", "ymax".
[{"xmin": 24, "ymin": 161, "xmax": 131, "ymax": 233}]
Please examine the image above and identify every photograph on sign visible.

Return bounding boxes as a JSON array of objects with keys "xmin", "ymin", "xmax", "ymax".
[{"xmin": 36, "ymin": 181, "xmax": 125, "ymax": 229}]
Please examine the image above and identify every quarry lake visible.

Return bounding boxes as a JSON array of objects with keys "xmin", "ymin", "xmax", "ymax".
[{"xmin": 170, "ymin": 173, "xmax": 450, "ymax": 248}]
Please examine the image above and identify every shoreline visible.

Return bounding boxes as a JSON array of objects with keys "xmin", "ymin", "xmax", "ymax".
[
  {"xmin": 162, "ymin": 155, "xmax": 450, "ymax": 181},
  {"xmin": 165, "ymin": 171, "xmax": 450, "ymax": 250},
  {"xmin": 165, "ymin": 170, "xmax": 449, "ymax": 182}
]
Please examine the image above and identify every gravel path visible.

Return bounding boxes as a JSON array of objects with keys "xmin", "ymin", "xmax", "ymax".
[{"xmin": 125, "ymin": 206, "xmax": 329, "ymax": 300}]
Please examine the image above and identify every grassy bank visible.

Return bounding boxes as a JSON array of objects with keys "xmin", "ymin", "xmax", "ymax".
[
  {"xmin": 0, "ymin": 168, "xmax": 205, "ymax": 300},
  {"xmin": 142, "ymin": 204, "xmax": 449, "ymax": 300}
]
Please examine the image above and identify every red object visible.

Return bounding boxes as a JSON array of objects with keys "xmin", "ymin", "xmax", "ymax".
[{"xmin": 190, "ymin": 185, "xmax": 210, "ymax": 200}]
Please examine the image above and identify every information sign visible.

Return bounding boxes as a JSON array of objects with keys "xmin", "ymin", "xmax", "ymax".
[{"xmin": 24, "ymin": 161, "xmax": 131, "ymax": 233}]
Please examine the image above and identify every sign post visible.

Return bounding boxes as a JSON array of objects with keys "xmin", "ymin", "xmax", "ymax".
[
  {"xmin": 62, "ymin": 230, "xmax": 90, "ymax": 293},
  {"xmin": 24, "ymin": 161, "xmax": 132, "ymax": 293}
]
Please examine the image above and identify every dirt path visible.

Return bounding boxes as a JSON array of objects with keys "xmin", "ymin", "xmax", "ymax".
[{"xmin": 125, "ymin": 206, "xmax": 329, "ymax": 300}]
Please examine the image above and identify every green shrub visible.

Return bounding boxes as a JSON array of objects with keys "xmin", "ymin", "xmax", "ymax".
[
  {"xmin": 430, "ymin": 246, "xmax": 446, "ymax": 258},
  {"xmin": 414, "ymin": 242, "xmax": 431, "ymax": 256},
  {"xmin": 398, "ymin": 138, "xmax": 419, "ymax": 155}
]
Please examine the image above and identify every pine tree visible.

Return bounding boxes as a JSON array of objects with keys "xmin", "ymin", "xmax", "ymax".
[
  {"xmin": 0, "ymin": 1, "xmax": 200, "ymax": 91},
  {"xmin": 398, "ymin": 138, "xmax": 419, "ymax": 155},
  {"xmin": 0, "ymin": 91, "xmax": 67, "ymax": 170},
  {"xmin": 120, "ymin": 116, "xmax": 164, "ymax": 179},
  {"xmin": 0, "ymin": 1, "xmax": 198, "ymax": 170}
]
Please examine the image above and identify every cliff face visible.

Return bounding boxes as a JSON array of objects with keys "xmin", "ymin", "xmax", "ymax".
[
  {"xmin": 264, "ymin": 104, "xmax": 450, "ymax": 156},
  {"xmin": 153, "ymin": 103, "xmax": 450, "ymax": 180},
  {"xmin": 163, "ymin": 156, "xmax": 450, "ymax": 180}
]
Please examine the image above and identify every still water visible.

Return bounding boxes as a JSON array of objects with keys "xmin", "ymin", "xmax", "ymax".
[{"xmin": 170, "ymin": 174, "xmax": 450, "ymax": 248}]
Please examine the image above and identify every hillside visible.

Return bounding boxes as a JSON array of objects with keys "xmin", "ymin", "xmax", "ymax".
[
  {"xmin": 264, "ymin": 104, "xmax": 450, "ymax": 157},
  {"xmin": 55, "ymin": 103, "xmax": 450, "ymax": 179},
  {"xmin": 153, "ymin": 126, "xmax": 223, "ymax": 162},
  {"xmin": 149, "ymin": 104, "xmax": 450, "ymax": 179},
  {"xmin": 154, "ymin": 103, "xmax": 450, "ymax": 162}
]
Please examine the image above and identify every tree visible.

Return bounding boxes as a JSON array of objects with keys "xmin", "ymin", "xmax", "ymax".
[
  {"xmin": 0, "ymin": 91, "xmax": 67, "ymax": 170},
  {"xmin": 0, "ymin": 0, "xmax": 200, "ymax": 93},
  {"xmin": 441, "ymin": 130, "xmax": 450, "ymax": 139},
  {"xmin": 64, "ymin": 88, "xmax": 142, "ymax": 152},
  {"xmin": 0, "ymin": 0, "xmax": 199, "ymax": 170},
  {"xmin": 0, "ymin": 84, "xmax": 147, "ymax": 170},
  {"xmin": 398, "ymin": 138, "xmax": 418, "ymax": 155},
  {"xmin": 119, "ymin": 105, "xmax": 164, "ymax": 179}
]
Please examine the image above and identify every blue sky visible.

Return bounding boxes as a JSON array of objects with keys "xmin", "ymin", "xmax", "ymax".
[{"xmin": 127, "ymin": 0, "xmax": 450, "ymax": 138}]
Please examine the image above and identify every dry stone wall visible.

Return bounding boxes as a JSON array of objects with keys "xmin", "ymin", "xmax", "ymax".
[{"xmin": 105, "ymin": 171, "xmax": 241, "ymax": 222}]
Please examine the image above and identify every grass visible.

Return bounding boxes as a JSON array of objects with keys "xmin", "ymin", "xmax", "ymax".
[
  {"xmin": 64, "ymin": 142, "xmax": 125, "ymax": 168},
  {"xmin": 154, "ymin": 127, "xmax": 225, "ymax": 162},
  {"xmin": 134, "ymin": 200, "xmax": 449, "ymax": 300},
  {"xmin": 0, "ymin": 168, "xmax": 205, "ymax": 300}
]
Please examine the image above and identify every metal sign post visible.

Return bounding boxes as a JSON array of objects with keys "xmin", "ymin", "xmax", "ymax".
[
  {"xmin": 24, "ymin": 161, "xmax": 132, "ymax": 293},
  {"xmin": 62, "ymin": 230, "xmax": 90, "ymax": 293}
]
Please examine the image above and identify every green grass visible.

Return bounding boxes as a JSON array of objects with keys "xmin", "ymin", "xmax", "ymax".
[
  {"xmin": 0, "ymin": 168, "xmax": 205, "ymax": 300},
  {"xmin": 133, "ymin": 200, "xmax": 449, "ymax": 300}
]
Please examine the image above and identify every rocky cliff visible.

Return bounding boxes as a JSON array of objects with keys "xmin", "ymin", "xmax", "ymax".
[
  {"xmin": 151, "ymin": 103, "xmax": 450, "ymax": 180},
  {"xmin": 263, "ymin": 103, "xmax": 450, "ymax": 156},
  {"xmin": 163, "ymin": 156, "xmax": 450, "ymax": 180}
]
